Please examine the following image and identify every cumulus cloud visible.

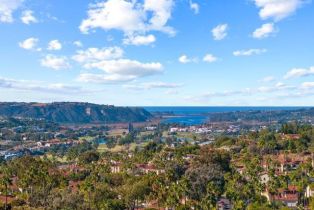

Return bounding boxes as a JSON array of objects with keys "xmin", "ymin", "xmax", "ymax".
[
  {"xmin": 253, "ymin": 0, "xmax": 305, "ymax": 21},
  {"xmin": 73, "ymin": 46, "xmax": 163, "ymax": 83},
  {"xmin": 284, "ymin": 66, "xmax": 314, "ymax": 79},
  {"xmin": 73, "ymin": 47, "xmax": 124, "ymax": 63},
  {"xmin": 80, "ymin": 0, "xmax": 144, "ymax": 33},
  {"xmin": 41, "ymin": 55, "xmax": 71, "ymax": 70},
  {"xmin": 178, "ymin": 55, "xmax": 189, "ymax": 64},
  {"xmin": 179, "ymin": 54, "xmax": 217, "ymax": 64},
  {"xmin": 123, "ymin": 34, "xmax": 156, "ymax": 46},
  {"xmin": 233, "ymin": 48, "xmax": 267, "ymax": 56},
  {"xmin": 84, "ymin": 59, "xmax": 163, "ymax": 77},
  {"xmin": 189, "ymin": 0, "xmax": 199, "ymax": 14},
  {"xmin": 252, "ymin": 23, "xmax": 276, "ymax": 39},
  {"xmin": 143, "ymin": 0, "xmax": 175, "ymax": 34},
  {"xmin": 0, "ymin": 77, "xmax": 87, "ymax": 95},
  {"xmin": 212, "ymin": 24, "xmax": 228, "ymax": 41},
  {"xmin": 73, "ymin": 41, "xmax": 83, "ymax": 48},
  {"xmin": 0, "ymin": 0, "xmax": 23, "ymax": 23},
  {"xmin": 79, "ymin": 0, "xmax": 175, "ymax": 37},
  {"xmin": 47, "ymin": 40, "xmax": 62, "ymax": 51},
  {"xmin": 178, "ymin": 55, "xmax": 197, "ymax": 64},
  {"xmin": 203, "ymin": 54, "xmax": 218, "ymax": 63},
  {"xmin": 19, "ymin": 37, "xmax": 40, "ymax": 51},
  {"xmin": 21, "ymin": 10, "xmax": 37, "ymax": 24}
]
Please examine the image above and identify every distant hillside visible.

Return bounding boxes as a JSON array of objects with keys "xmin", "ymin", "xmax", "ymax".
[
  {"xmin": 209, "ymin": 108, "xmax": 314, "ymax": 123},
  {"xmin": 0, "ymin": 102, "xmax": 152, "ymax": 123}
]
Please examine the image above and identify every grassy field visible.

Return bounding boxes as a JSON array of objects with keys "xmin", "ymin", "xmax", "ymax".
[
  {"xmin": 107, "ymin": 129, "xmax": 128, "ymax": 137},
  {"xmin": 138, "ymin": 131, "xmax": 154, "ymax": 137},
  {"xmin": 162, "ymin": 131, "xmax": 201, "ymax": 140},
  {"xmin": 97, "ymin": 142, "xmax": 149, "ymax": 153},
  {"xmin": 41, "ymin": 153, "xmax": 68, "ymax": 163},
  {"xmin": 176, "ymin": 132, "xmax": 200, "ymax": 140},
  {"xmin": 78, "ymin": 136, "xmax": 94, "ymax": 142}
]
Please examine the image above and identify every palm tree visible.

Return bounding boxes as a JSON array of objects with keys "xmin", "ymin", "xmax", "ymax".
[
  {"xmin": 308, "ymin": 145, "xmax": 314, "ymax": 168},
  {"xmin": 177, "ymin": 178, "xmax": 189, "ymax": 207}
]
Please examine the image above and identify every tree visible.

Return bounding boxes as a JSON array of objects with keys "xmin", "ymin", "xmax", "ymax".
[
  {"xmin": 78, "ymin": 151, "xmax": 100, "ymax": 164},
  {"xmin": 309, "ymin": 197, "xmax": 314, "ymax": 210},
  {"xmin": 47, "ymin": 189, "xmax": 86, "ymax": 210},
  {"xmin": 0, "ymin": 164, "xmax": 12, "ymax": 210},
  {"xmin": 185, "ymin": 164, "xmax": 224, "ymax": 205},
  {"xmin": 123, "ymin": 177, "xmax": 152, "ymax": 209},
  {"xmin": 8, "ymin": 156, "xmax": 62, "ymax": 207},
  {"xmin": 224, "ymin": 172, "xmax": 256, "ymax": 210}
]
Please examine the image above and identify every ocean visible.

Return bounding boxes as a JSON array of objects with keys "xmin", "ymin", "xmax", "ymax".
[{"xmin": 144, "ymin": 106, "xmax": 309, "ymax": 125}]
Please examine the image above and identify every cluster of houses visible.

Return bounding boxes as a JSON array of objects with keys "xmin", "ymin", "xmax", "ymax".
[
  {"xmin": 234, "ymin": 151, "xmax": 314, "ymax": 208},
  {"xmin": 3, "ymin": 147, "xmax": 314, "ymax": 209},
  {"xmin": 109, "ymin": 160, "xmax": 165, "ymax": 175},
  {"xmin": 169, "ymin": 124, "xmax": 241, "ymax": 134},
  {"xmin": 1, "ymin": 139, "xmax": 80, "ymax": 160}
]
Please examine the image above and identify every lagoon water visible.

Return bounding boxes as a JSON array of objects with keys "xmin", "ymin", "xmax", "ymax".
[{"xmin": 144, "ymin": 106, "xmax": 307, "ymax": 125}]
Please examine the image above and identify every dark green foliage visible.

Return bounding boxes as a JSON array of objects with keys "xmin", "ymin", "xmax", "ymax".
[
  {"xmin": 0, "ymin": 102, "xmax": 152, "ymax": 123},
  {"xmin": 78, "ymin": 151, "xmax": 100, "ymax": 164}
]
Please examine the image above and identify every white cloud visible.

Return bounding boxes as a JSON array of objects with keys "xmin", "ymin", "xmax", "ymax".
[
  {"xmin": 143, "ymin": 82, "xmax": 182, "ymax": 89},
  {"xmin": 203, "ymin": 54, "xmax": 218, "ymax": 63},
  {"xmin": 212, "ymin": 24, "xmax": 228, "ymax": 41},
  {"xmin": 178, "ymin": 55, "xmax": 197, "ymax": 64},
  {"xmin": 77, "ymin": 73, "xmax": 136, "ymax": 83},
  {"xmin": 124, "ymin": 81, "xmax": 183, "ymax": 90},
  {"xmin": 257, "ymin": 86, "xmax": 273, "ymax": 93},
  {"xmin": 179, "ymin": 54, "xmax": 217, "ymax": 64},
  {"xmin": 72, "ymin": 47, "xmax": 124, "ymax": 63},
  {"xmin": 41, "ymin": 55, "xmax": 71, "ymax": 70},
  {"xmin": 275, "ymin": 82, "xmax": 294, "ymax": 90},
  {"xmin": 165, "ymin": 89, "xmax": 179, "ymax": 95},
  {"xmin": 187, "ymin": 79, "xmax": 314, "ymax": 104},
  {"xmin": 253, "ymin": 23, "xmax": 276, "ymax": 39},
  {"xmin": 73, "ymin": 46, "xmax": 162, "ymax": 83},
  {"xmin": 0, "ymin": 77, "xmax": 87, "ymax": 95},
  {"xmin": 233, "ymin": 48, "xmax": 267, "ymax": 56},
  {"xmin": 123, "ymin": 34, "xmax": 156, "ymax": 46},
  {"xmin": 0, "ymin": 0, "xmax": 23, "ymax": 23},
  {"xmin": 260, "ymin": 76, "xmax": 275, "ymax": 82},
  {"xmin": 284, "ymin": 66, "xmax": 314, "ymax": 79},
  {"xmin": 79, "ymin": 0, "xmax": 175, "ymax": 36},
  {"xmin": 179, "ymin": 55, "xmax": 189, "ymax": 63},
  {"xmin": 191, "ymin": 90, "xmax": 249, "ymax": 100},
  {"xmin": 73, "ymin": 41, "xmax": 83, "ymax": 47},
  {"xmin": 84, "ymin": 59, "xmax": 163, "ymax": 77},
  {"xmin": 18, "ymin": 37, "xmax": 40, "ymax": 51},
  {"xmin": 21, "ymin": 10, "xmax": 38, "ymax": 24},
  {"xmin": 47, "ymin": 40, "xmax": 62, "ymax": 51},
  {"xmin": 80, "ymin": 0, "xmax": 144, "ymax": 33},
  {"xmin": 143, "ymin": 0, "xmax": 175, "ymax": 34},
  {"xmin": 189, "ymin": 0, "xmax": 199, "ymax": 14},
  {"xmin": 258, "ymin": 82, "xmax": 295, "ymax": 93},
  {"xmin": 301, "ymin": 82, "xmax": 314, "ymax": 89},
  {"xmin": 253, "ymin": 0, "xmax": 305, "ymax": 21}
]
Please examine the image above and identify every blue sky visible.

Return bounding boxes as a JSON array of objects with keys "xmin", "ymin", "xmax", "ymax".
[{"xmin": 0, "ymin": 0, "xmax": 313, "ymax": 106}]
